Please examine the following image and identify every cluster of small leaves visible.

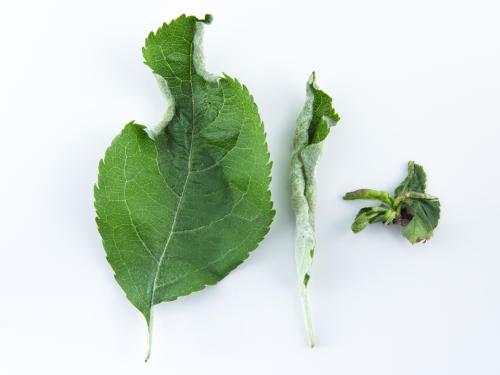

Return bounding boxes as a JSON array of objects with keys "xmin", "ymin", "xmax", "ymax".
[{"xmin": 343, "ymin": 161, "xmax": 440, "ymax": 244}]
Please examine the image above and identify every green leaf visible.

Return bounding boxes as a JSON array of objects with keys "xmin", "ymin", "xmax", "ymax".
[
  {"xmin": 307, "ymin": 72, "xmax": 340, "ymax": 145},
  {"xmin": 393, "ymin": 191, "xmax": 438, "ymax": 207},
  {"xmin": 351, "ymin": 206, "xmax": 391, "ymax": 233},
  {"xmin": 290, "ymin": 72, "xmax": 340, "ymax": 347},
  {"xmin": 401, "ymin": 196, "xmax": 440, "ymax": 244},
  {"xmin": 94, "ymin": 14, "xmax": 274, "ymax": 359},
  {"xmin": 394, "ymin": 160, "xmax": 426, "ymax": 196},
  {"xmin": 344, "ymin": 161, "xmax": 440, "ymax": 244},
  {"xmin": 343, "ymin": 189, "xmax": 394, "ymax": 207}
]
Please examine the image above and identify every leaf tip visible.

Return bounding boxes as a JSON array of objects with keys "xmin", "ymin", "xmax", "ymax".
[
  {"xmin": 307, "ymin": 71, "xmax": 317, "ymax": 87},
  {"xmin": 201, "ymin": 14, "xmax": 213, "ymax": 24}
]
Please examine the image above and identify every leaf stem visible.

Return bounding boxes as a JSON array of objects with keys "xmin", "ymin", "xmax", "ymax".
[
  {"xmin": 144, "ymin": 316, "xmax": 153, "ymax": 362},
  {"xmin": 299, "ymin": 284, "xmax": 315, "ymax": 348}
]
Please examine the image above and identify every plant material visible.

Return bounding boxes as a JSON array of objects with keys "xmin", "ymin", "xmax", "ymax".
[
  {"xmin": 94, "ymin": 14, "xmax": 274, "ymax": 360},
  {"xmin": 344, "ymin": 161, "xmax": 440, "ymax": 244},
  {"xmin": 290, "ymin": 73, "xmax": 340, "ymax": 347}
]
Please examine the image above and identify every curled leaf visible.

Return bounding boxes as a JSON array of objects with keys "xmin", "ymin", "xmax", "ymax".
[
  {"xmin": 343, "ymin": 189, "xmax": 394, "ymax": 207},
  {"xmin": 351, "ymin": 206, "xmax": 391, "ymax": 233},
  {"xmin": 290, "ymin": 72, "xmax": 340, "ymax": 347},
  {"xmin": 394, "ymin": 160, "xmax": 426, "ymax": 195}
]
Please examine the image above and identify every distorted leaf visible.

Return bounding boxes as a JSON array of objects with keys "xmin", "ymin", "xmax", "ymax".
[{"xmin": 95, "ymin": 14, "xmax": 274, "ymax": 359}]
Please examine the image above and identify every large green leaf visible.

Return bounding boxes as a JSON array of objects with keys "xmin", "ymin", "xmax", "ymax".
[
  {"xmin": 290, "ymin": 72, "xmax": 340, "ymax": 347},
  {"xmin": 94, "ymin": 14, "xmax": 274, "ymax": 359}
]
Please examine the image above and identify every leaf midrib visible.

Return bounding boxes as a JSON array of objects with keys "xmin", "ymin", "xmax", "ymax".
[{"xmin": 147, "ymin": 42, "xmax": 197, "ymax": 315}]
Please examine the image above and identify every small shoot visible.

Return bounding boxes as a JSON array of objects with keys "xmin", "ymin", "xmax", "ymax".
[{"xmin": 344, "ymin": 161, "xmax": 440, "ymax": 244}]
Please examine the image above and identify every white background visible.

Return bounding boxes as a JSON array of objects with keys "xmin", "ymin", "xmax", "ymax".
[{"xmin": 1, "ymin": 0, "xmax": 499, "ymax": 374}]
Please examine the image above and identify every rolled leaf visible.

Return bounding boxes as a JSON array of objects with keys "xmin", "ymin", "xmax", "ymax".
[
  {"xmin": 343, "ymin": 189, "xmax": 394, "ymax": 207},
  {"xmin": 351, "ymin": 206, "xmax": 392, "ymax": 233},
  {"xmin": 290, "ymin": 72, "xmax": 340, "ymax": 347}
]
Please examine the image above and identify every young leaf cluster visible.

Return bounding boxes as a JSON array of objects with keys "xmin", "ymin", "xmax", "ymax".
[{"xmin": 343, "ymin": 161, "xmax": 440, "ymax": 244}]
